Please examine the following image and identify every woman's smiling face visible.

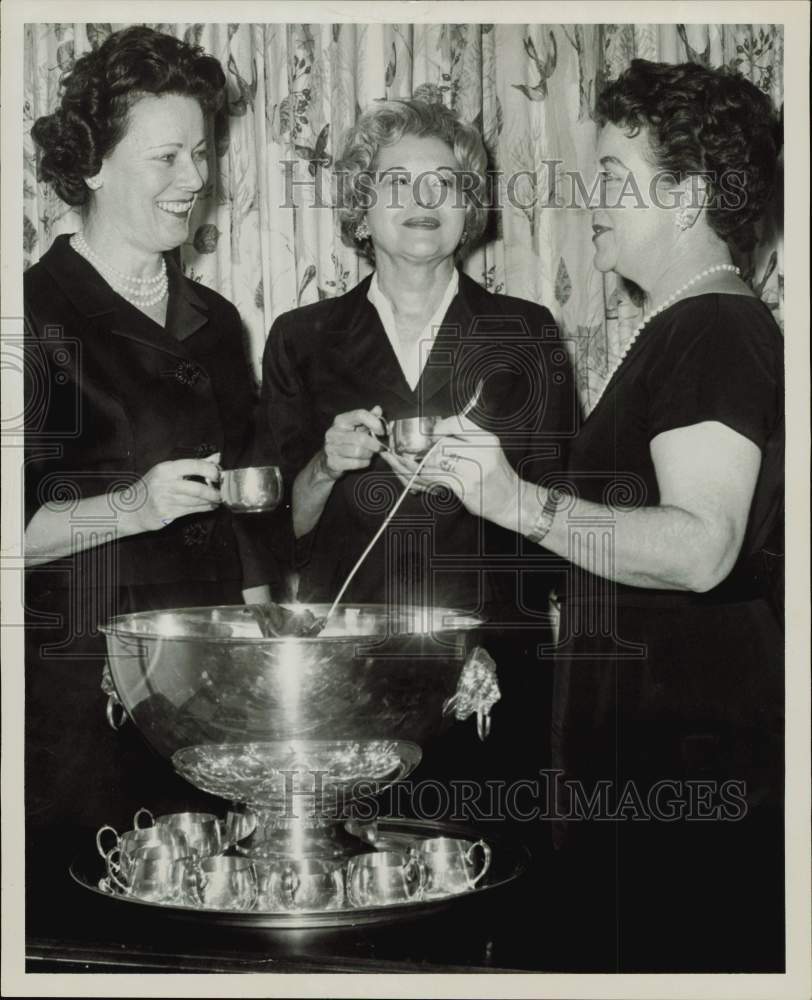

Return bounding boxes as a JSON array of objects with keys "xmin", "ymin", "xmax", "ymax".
[
  {"xmin": 364, "ymin": 133, "xmax": 467, "ymax": 265},
  {"xmin": 93, "ymin": 93, "xmax": 208, "ymax": 255},
  {"xmin": 592, "ymin": 123, "xmax": 682, "ymax": 282}
]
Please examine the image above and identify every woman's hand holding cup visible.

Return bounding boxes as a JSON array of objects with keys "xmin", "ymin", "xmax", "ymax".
[
  {"xmin": 320, "ymin": 407, "xmax": 387, "ymax": 481},
  {"xmin": 126, "ymin": 452, "xmax": 222, "ymax": 530},
  {"xmin": 419, "ymin": 415, "xmax": 520, "ymax": 526}
]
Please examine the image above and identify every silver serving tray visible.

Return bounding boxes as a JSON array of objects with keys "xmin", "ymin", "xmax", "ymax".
[{"xmin": 70, "ymin": 818, "xmax": 528, "ymax": 929}]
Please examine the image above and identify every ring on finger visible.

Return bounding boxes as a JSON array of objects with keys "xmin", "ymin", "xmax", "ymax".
[{"xmin": 439, "ymin": 454, "xmax": 461, "ymax": 474}]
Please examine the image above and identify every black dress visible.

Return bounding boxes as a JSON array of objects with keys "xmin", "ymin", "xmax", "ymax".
[
  {"xmin": 258, "ymin": 271, "xmax": 577, "ymax": 799},
  {"xmin": 551, "ymin": 293, "xmax": 785, "ymax": 970},
  {"xmin": 24, "ymin": 236, "xmax": 271, "ymax": 891}
]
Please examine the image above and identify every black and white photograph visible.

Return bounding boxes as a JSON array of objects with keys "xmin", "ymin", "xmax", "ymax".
[{"xmin": 1, "ymin": 1, "xmax": 809, "ymax": 996}]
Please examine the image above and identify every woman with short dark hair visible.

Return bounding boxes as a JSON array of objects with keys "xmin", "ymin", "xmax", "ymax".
[
  {"xmin": 31, "ymin": 26, "xmax": 225, "ymax": 208},
  {"xmin": 418, "ymin": 61, "xmax": 784, "ymax": 967},
  {"xmin": 25, "ymin": 26, "xmax": 268, "ymax": 880}
]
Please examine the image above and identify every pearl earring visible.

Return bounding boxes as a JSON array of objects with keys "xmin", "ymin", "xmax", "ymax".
[
  {"xmin": 355, "ymin": 219, "xmax": 370, "ymax": 241},
  {"xmin": 86, "ymin": 176, "xmax": 102, "ymax": 191},
  {"xmin": 458, "ymin": 229, "xmax": 469, "ymax": 246},
  {"xmin": 675, "ymin": 206, "xmax": 691, "ymax": 231}
]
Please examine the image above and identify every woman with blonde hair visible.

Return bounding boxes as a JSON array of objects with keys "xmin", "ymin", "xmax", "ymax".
[{"xmin": 259, "ymin": 98, "xmax": 575, "ymax": 795}]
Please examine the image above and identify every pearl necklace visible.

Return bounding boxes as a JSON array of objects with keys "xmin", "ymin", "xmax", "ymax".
[
  {"xmin": 588, "ymin": 263, "xmax": 741, "ymax": 415},
  {"xmin": 71, "ymin": 232, "xmax": 168, "ymax": 308}
]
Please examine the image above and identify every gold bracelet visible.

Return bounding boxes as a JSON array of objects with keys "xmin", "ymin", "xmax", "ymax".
[{"xmin": 526, "ymin": 486, "xmax": 565, "ymax": 545}]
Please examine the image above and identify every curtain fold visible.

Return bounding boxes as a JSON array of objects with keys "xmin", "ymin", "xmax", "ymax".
[{"xmin": 24, "ymin": 21, "xmax": 783, "ymax": 405}]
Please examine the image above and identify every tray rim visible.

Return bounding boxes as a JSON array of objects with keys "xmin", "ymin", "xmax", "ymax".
[{"xmin": 70, "ymin": 817, "xmax": 529, "ymax": 930}]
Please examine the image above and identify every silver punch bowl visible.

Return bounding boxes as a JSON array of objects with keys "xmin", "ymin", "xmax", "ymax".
[{"xmin": 101, "ymin": 604, "xmax": 484, "ymax": 861}]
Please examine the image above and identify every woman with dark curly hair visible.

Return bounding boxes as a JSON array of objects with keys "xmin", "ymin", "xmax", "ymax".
[
  {"xmin": 24, "ymin": 26, "xmax": 271, "ymax": 886},
  {"xmin": 258, "ymin": 99, "xmax": 575, "ymax": 792},
  {"xmin": 418, "ymin": 61, "xmax": 784, "ymax": 969}
]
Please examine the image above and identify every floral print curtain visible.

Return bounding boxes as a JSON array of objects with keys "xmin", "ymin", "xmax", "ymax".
[{"xmin": 24, "ymin": 22, "xmax": 783, "ymax": 406}]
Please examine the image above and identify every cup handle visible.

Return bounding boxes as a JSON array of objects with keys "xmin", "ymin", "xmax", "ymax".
[
  {"xmin": 466, "ymin": 839, "xmax": 492, "ymax": 887},
  {"xmin": 106, "ymin": 693, "xmax": 128, "ymax": 731},
  {"xmin": 96, "ymin": 825, "xmax": 119, "ymax": 860},
  {"xmin": 404, "ymin": 858, "xmax": 426, "ymax": 900},
  {"xmin": 105, "ymin": 846, "xmax": 123, "ymax": 876},
  {"xmin": 133, "ymin": 807, "xmax": 155, "ymax": 830},
  {"xmin": 105, "ymin": 848, "xmax": 129, "ymax": 894}
]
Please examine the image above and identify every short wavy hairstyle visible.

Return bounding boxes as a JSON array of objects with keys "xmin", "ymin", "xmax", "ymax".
[
  {"xmin": 335, "ymin": 99, "xmax": 489, "ymax": 262},
  {"xmin": 595, "ymin": 59, "xmax": 781, "ymax": 240},
  {"xmin": 31, "ymin": 25, "xmax": 226, "ymax": 207}
]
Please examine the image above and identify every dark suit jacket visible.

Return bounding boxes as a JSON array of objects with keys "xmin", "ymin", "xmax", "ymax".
[
  {"xmin": 24, "ymin": 236, "xmax": 272, "ymax": 847},
  {"xmin": 24, "ymin": 233, "xmax": 271, "ymax": 596},
  {"xmin": 258, "ymin": 270, "xmax": 577, "ymax": 617}
]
